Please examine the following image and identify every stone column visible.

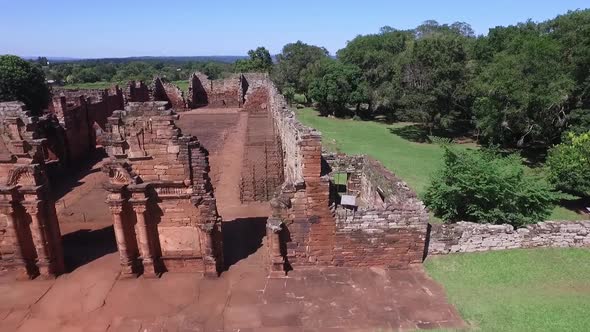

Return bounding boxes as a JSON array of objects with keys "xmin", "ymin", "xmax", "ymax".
[
  {"xmin": 107, "ymin": 199, "xmax": 137, "ymax": 278},
  {"xmin": 23, "ymin": 200, "xmax": 55, "ymax": 279},
  {"xmin": 267, "ymin": 217, "xmax": 285, "ymax": 278},
  {"xmin": 198, "ymin": 222, "xmax": 218, "ymax": 278},
  {"xmin": 0, "ymin": 189, "xmax": 32, "ymax": 279},
  {"xmin": 129, "ymin": 198, "xmax": 159, "ymax": 278}
]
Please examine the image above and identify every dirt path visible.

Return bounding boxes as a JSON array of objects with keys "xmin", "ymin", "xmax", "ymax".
[{"xmin": 178, "ymin": 110, "xmax": 271, "ymax": 221}]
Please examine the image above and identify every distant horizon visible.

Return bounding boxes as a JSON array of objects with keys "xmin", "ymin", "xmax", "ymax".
[
  {"xmin": 17, "ymin": 55, "xmax": 250, "ymax": 61},
  {"xmin": 1, "ymin": 1, "xmax": 588, "ymax": 58}
]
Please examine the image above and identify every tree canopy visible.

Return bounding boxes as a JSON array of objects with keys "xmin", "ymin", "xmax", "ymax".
[
  {"xmin": 0, "ymin": 55, "xmax": 50, "ymax": 114},
  {"xmin": 272, "ymin": 41, "xmax": 330, "ymax": 95},
  {"xmin": 234, "ymin": 47, "xmax": 273, "ymax": 73}
]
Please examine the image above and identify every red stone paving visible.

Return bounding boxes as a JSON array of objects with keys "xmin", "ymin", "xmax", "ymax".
[
  {"xmin": 0, "ymin": 248, "xmax": 464, "ymax": 331},
  {"xmin": 0, "ymin": 108, "xmax": 465, "ymax": 331}
]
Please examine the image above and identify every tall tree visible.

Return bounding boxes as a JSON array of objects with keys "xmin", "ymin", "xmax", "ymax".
[
  {"xmin": 234, "ymin": 46, "xmax": 273, "ymax": 73},
  {"xmin": 308, "ymin": 59, "xmax": 366, "ymax": 117},
  {"xmin": 395, "ymin": 32, "xmax": 472, "ymax": 134},
  {"xmin": 472, "ymin": 25, "xmax": 574, "ymax": 147},
  {"xmin": 0, "ymin": 55, "xmax": 50, "ymax": 114},
  {"xmin": 273, "ymin": 41, "xmax": 329, "ymax": 96}
]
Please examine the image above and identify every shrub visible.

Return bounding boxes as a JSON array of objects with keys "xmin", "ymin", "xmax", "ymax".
[
  {"xmin": 546, "ymin": 131, "xmax": 590, "ymax": 198},
  {"xmin": 428, "ymin": 135, "xmax": 453, "ymax": 145},
  {"xmin": 424, "ymin": 148, "xmax": 558, "ymax": 226}
]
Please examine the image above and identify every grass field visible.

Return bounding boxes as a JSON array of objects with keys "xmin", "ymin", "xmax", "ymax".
[
  {"xmin": 170, "ymin": 80, "xmax": 189, "ymax": 93},
  {"xmin": 296, "ymin": 107, "xmax": 587, "ymax": 221},
  {"xmin": 60, "ymin": 81, "xmax": 122, "ymax": 89},
  {"xmin": 425, "ymin": 249, "xmax": 590, "ymax": 331},
  {"xmin": 60, "ymin": 80, "xmax": 190, "ymax": 93}
]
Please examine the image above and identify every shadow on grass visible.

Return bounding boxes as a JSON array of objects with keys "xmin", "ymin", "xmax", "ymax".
[
  {"xmin": 557, "ymin": 196, "xmax": 590, "ymax": 217},
  {"xmin": 389, "ymin": 124, "xmax": 430, "ymax": 143}
]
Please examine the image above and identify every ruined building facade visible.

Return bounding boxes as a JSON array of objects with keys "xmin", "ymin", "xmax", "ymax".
[
  {"xmin": 0, "ymin": 102, "xmax": 64, "ymax": 279},
  {"xmin": 101, "ymin": 101, "xmax": 222, "ymax": 277}
]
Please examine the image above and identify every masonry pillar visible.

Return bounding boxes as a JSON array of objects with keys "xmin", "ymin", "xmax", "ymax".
[
  {"xmin": 198, "ymin": 222, "xmax": 218, "ymax": 278},
  {"xmin": 267, "ymin": 217, "xmax": 286, "ymax": 278},
  {"xmin": 129, "ymin": 196, "xmax": 159, "ymax": 278},
  {"xmin": 107, "ymin": 198, "xmax": 137, "ymax": 278},
  {"xmin": 23, "ymin": 199, "xmax": 56, "ymax": 279},
  {"xmin": 0, "ymin": 187, "xmax": 33, "ymax": 279}
]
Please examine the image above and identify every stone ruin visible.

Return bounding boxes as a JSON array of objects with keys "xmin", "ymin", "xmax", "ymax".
[
  {"xmin": 0, "ymin": 73, "xmax": 442, "ymax": 280},
  {"xmin": 4, "ymin": 72, "xmax": 583, "ymax": 282},
  {"xmin": 0, "ymin": 102, "xmax": 64, "ymax": 279},
  {"xmin": 101, "ymin": 101, "xmax": 222, "ymax": 277},
  {"xmin": 266, "ymin": 87, "xmax": 429, "ymax": 275}
]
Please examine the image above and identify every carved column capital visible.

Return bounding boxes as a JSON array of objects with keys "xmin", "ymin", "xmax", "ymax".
[
  {"xmin": 22, "ymin": 200, "xmax": 42, "ymax": 215},
  {"xmin": 106, "ymin": 199, "xmax": 125, "ymax": 214},
  {"xmin": 128, "ymin": 198, "xmax": 148, "ymax": 213}
]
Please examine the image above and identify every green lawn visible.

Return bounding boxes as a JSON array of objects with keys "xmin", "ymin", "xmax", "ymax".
[
  {"xmin": 60, "ymin": 81, "xmax": 122, "ymax": 89},
  {"xmin": 60, "ymin": 80, "xmax": 189, "ymax": 93},
  {"xmin": 170, "ymin": 80, "xmax": 189, "ymax": 94},
  {"xmin": 425, "ymin": 249, "xmax": 590, "ymax": 331},
  {"xmin": 296, "ymin": 107, "xmax": 587, "ymax": 221}
]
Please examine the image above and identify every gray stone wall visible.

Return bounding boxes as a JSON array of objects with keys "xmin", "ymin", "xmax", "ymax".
[{"xmin": 428, "ymin": 220, "xmax": 590, "ymax": 254}]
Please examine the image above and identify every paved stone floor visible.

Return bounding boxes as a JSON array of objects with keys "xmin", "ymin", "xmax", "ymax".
[{"xmin": 0, "ymin": 247, "xmax": 464, "ymax": 332}]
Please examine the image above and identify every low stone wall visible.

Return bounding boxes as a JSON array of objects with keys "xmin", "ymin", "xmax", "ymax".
[
  {"xmin": 334, "ymin": 207, "xmax": 429, "ymax": 268},
  {"xmin": 428, "ymin": 221, "xmax": 590, "ymax": 254}
]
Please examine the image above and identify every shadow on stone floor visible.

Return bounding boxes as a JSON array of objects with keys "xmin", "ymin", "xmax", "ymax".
[
  {"xmin": 221, "ymin": 217, "xmax": 267, "ymax": 271},
  {"xmin": 62, "ymin": 225, "xmax": 117, "ymax": 272}
]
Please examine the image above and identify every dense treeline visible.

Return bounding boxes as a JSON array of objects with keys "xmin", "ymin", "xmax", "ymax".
[
  {"xmin": 272, "ymin": 10, "xmax": 590, "ymax": 150},
  {"xmin": 41, "ymin": 59, "xmax": 235, "ymax": 84},
  {"xmin": 32, "ymin": 9, "xmax": 590, "ymax": 151}
]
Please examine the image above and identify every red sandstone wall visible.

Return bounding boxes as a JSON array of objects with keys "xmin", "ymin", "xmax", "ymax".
[
  {"xmin": 62, "ymin": 102, "xmax": 93, "ymax": 162},
  {"xmin": 103, "ymin": 101, "xmax": 221, "ymax": 274},
  {"xmin": 48, "ymin": 87, "xmax": 124, "ymax": 161},
  {"xmin": 126, "ymin": 81, "xmax": 151, "ymax": 102},
  {"xmin": 269, "ymin": 80, "xmax": 429, "ymax": 270},
  {"xmin": 153, "ymin": 78, "xmax": 186, "ymax": 110},
  {"xmin": 188, "ymin": 73, "xmax": 243, "ymax": 108}
]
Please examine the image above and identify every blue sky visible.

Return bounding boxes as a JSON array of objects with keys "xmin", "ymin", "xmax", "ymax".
[{"xmin": 0, "ymin": 0, "xmax": 588, "ymax": 58}]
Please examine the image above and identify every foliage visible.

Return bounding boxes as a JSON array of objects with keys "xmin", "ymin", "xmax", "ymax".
[
  {"xmin": 565, "ymin": 109, "xmax": 590, "ymax": 135},
  {"xmin": 332, "ymin": 10, "xmax": 590, "ymax": 148},
  {"xmin": 428, "ymin": 135, "xmax": 453, "ymax": 145},
  {"xmin": 281, "ymin": 85, "xmax": 296, "ymax": 105},
  {"xmin": 0, "ymin": 55, "xmax": 50, "ymax": 114},
  {"xmin": 338, "ymin": 21, "xmax": 473, "ymax": 134},
  {"xmin": 234, "ymin": 47, "xmax": 273, "ymax": 73},
  {"xmin": 307, "ymin": 59, "xmax": 366, "ymax": 116},
  {"xmin": 424, "ymin": 147, "xmax": 558, "ymax": 226},
  {"xmin": 425, "ymin": 248, "xmax": 590, "ymax": 332},
  {"xmin": 393, "ymin": 32, "xmax": 472, "ymax": 134},
  {"xmin": 272, "ymin": 41, "xmax": 329, "ymax": 95},
  {"xmin": 44, "ymin": 59, "xmax": 234, "ymax": 85},
  {"xmin": 472, "ymin": 24, "xmax": 574, "ymax": 147},
  {"xmin": 546, "ymin": 131, "xmax": 590, "ymax": 197}
]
